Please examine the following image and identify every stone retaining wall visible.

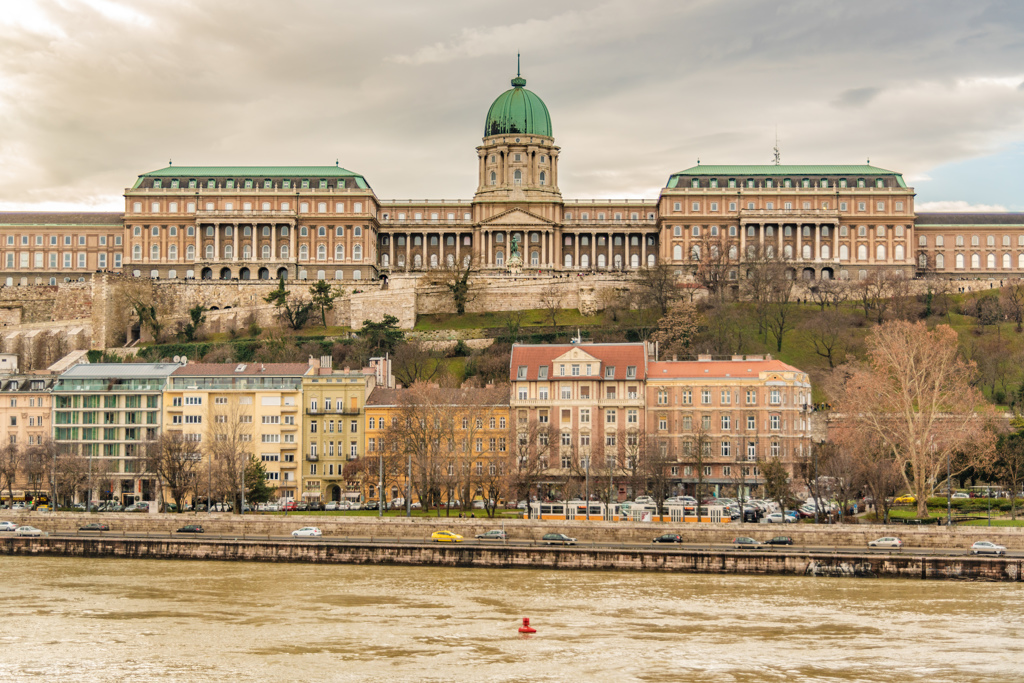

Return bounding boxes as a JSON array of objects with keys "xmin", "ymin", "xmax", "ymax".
[
  {"xmin": 9, "ymin": 512, "xmax": 1024, "ymax": 550},
  {"xmin": 1, "ymin": 536, "xmax": 1019, "ymax": 581}
]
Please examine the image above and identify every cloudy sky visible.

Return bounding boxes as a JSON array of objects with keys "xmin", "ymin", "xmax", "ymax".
[{"xmin": 2, "ymin": 0, "xmax": 1023, "ymax": 212}]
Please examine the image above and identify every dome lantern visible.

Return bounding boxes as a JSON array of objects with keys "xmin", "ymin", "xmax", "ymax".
[{"xmin": 483, "ymin": 74, "xmax": 552, "ymax": 138}]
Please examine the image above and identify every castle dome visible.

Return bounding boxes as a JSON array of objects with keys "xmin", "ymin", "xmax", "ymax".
[{"xmin": 483, "ymin": 75, "xmax": 552, "ymax": 138}]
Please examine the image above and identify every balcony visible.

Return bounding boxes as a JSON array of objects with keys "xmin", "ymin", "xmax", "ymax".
[
  {"xmin": 195, "ymin": 210, "xmax": 297, "ymax": 220},
  {"xmin": 306, "ymin": 453, "xmax": 319, "ymax": 462},
  {"xmin": 305, "ymin": 407, "xmax": 360, "ymax": 416}
]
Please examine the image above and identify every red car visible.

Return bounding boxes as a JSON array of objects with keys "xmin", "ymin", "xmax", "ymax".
[{"xmin": 281, "ymin": 501, "xmax": 297, "ymax": 512}]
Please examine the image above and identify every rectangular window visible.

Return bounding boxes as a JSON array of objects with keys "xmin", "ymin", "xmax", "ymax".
[{"xmin": 701, "ymin": 390, "xmax": 711, "ymax": 405}]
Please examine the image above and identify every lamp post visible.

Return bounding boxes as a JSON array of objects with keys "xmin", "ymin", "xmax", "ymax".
[
  {"xmin": 946, "ymin": 449, "xmax": 952, "ymax": 526},
  {"xmin": 988, "ymin": 484, "xmax": 992, "ymax": 527},
  {"xmin": 378, "ymin": 451, "xmax": 384, "ymax": 519},
  {"xmin": 585, "ymin": 453, "xmax": 590, "ymax": 520},
  {"xmin": 405, "ymin": 448, "xmax": 412, "ymax": 518}
]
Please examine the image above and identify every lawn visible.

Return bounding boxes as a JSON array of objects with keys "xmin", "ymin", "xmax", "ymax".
[{"xmin": 415, "ymin": 308, "xmax": 599, "ymax": 332}]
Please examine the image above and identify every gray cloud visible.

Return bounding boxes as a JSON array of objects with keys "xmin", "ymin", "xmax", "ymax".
[
  {"xmin": 1, "ymin": 0, "xmax": 1024, "ymax": 209},
  {"xmin": 833, "ymin": 87, "xmax": 883, "ymax": 108}
]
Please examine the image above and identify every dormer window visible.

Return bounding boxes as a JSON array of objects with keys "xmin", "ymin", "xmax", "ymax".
[
  {"xmin": 605, "ymin": 366, "xmax": 615, "ymax": 379},
  {"xmin": 538, "ymin": 366, "xmax": 548, "ymax": 380},
  {"xmin": 517, "ymin": 365, "xmax": 527, "ymax": 380},
  {"xmin": 153, "ymin": 179, "xmax": 162, "ymax": 189},
  {"xmin": 626, "ymin": 366, "xmax": 637, "ymax": 379}
]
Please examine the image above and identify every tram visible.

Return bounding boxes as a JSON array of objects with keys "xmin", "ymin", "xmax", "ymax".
[{"xmin": 527, "ymin": 500, "xmax": 731, "ymax": 523}]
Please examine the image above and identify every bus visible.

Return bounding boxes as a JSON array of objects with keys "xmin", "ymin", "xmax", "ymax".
[{"xmin": 528, "ymin": 500, "xmax": 731, "ymax": 523}]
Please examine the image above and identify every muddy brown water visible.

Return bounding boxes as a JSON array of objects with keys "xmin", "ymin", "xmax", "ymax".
[{"xmin": 1, "ymin": 556, "xmax": 1022, "ymax": 681}]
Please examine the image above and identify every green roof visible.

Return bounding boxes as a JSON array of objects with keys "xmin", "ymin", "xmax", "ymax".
[
  {"xmin": 134, "ymin": 166, "xmax": 369, "ymax": 189},
  {"xmin": 668, "ymin": 165, "xmax": 906, "ymax": 188},
  {"xmin": 484, "ymin": 75, "xmax": 552, "ymax": 138}
]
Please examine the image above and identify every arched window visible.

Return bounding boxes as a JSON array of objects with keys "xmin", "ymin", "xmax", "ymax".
[
  {"xmin": 206, "ymin": 226, "xmax": 214, "ymax": 237},
  {"xmin": 168, "ymin": 245, "xmax": 178, "ymax": 261},
  {"xmin": 747, "ymin": 226, "xmax": 755, "ymax": 237},
  {"xmin": 820, "ymin": 244, "xmax": 831, "ymax": 259},
  {"xmin": 783, "ymin": 245, "xmax": 793, "ymax": 259},
  {"xmin": 496, "ymin": 250, "xmax": 504, "ymax": 266},
  {"xmin": 630, "ymin": 254, "xmax": 639, "ymax": 268},
  {"xmin": 801, "ymin": 244, "xmax": 811, "ymax": 259},
  {"xmin": 539, "ymin": 171, "xmax": 546, "ymax": 186},
  {"xmin": 490, "ymin": 171, "xmax": 496, "ymax": 185},
  {"xmin": 784, "ymin": 226, "xmax": 792, "ymax": 237},
  {"xmin": 242, "ymin": 245, "xmax": 251, "ymax": 259},
  {"xmin": 971, "ymin": 253, "xmax": 980, "ymax": 269},
  {"xmin": 224, "ymin": 226, "xmax": 233, "ymax": 237},
  {"xmin": 673, "ymin": 244, "xmax": 683, "ymax": 261},
  {"xmin": 299, "ymin": 244, "xmax": 308, "ymax": 260},
  {"xmin": 839, "ymin": 244, "xmax": 849, "ymax": 260},
  {"xmin": 152, "ymin": 226, "xmax": 159, "ymax": 237},
  {"xmin": 936, "ymin": 253, "xmax": 944, "ymax": 269},
  {"xmin": 413, "ymin": 254, "xmax": 422, "ymax": 268},
  {"xmin": 919, "ymin": 254, "xmax": 928, "ymax": 268},
  {"xmin": 318, "ymin": 226, "xmax": 326, "ymax": 237},
  {"xmin": 353, "ymin": 245, "xmax": 362, "ymax": 261},
  {"xmin": 186, "ymin": 245, "xmax": 195, "ymax": 261},
  {"xmin": 205, "ymin": 245, "xmax": 214, "ymax": 260},
  {"xmin": 446, "ymin": 254, "xmax": 455, "ymax": 267},
  {"xmin": 597, "ymin": 254, "xmax": 606, "ymax": 269},
  {"xmin": 150, "ymin": 244, "xmax": 160, "ymax": 260},
  {"xmin": 243, "ymin": 226, "xmax": 251, "ymax": 237},
  {"xmin": 691, "ymin": 245, "xmax": 701, "ymax": 261},
  {"xmin": 381, "ymin": 254, "xmax": 390, "ymax": 267},
  {"xmin": 336, "ymin": 226, "xmax": 344, "ymax": 237},
  {"xmin": 580, "ymin": 254, "xmax": 589, "ymax": 268},
  {"xmin": 876, "ymin": 244, "xmax": 886, "ymax": 261},
  {"xmin": 223, "ymin": 244, "xmax": 233, "ymax": 259},
  {"xmin": 280, "ymin": 245, "xmax": 289, "ymax": 259},
  {"xmin": 894, "ymin": 244, "xmax": 905, "ymax": 261},
  {"xmin": 531, "ymin": 251, "xmax": 539, "ymax": 266},
  {"xmin": 317, "ymin": 244, "xmax": 327, "ymax": 260},
  {"xmin": 987, "ymin": 253, "xmax": 996, "ymax": 269},
  {"xmin": 262, "ymin": 226, "xmax": 270, "ymax": 237},
  {"xmin": 765, "ymin": 226, "xmax": 774, "ymax": 237},
  {"xmin": 1003, "ymin": 253, "xmax": 1011, "ymax": 269},
  {"xmin": 1019, "ymin": 253, "xmax": 1024, "ymax": 269},
  {"xmin": 613, "ymin": 254, "xmax": 622, "ymax": 269},
  {"xmin": 132, "ymin": 245, "xmax": 142, "ymax": 261},
  {"xmin": 857, "ymin": 244, "xmax": 868, "ymax": 261},
  {"xmin": 877, "ymin": 225, "xmax": 885, "ymax": 238},
  {"xmin": 280, "ymin": 226, "xmax": 289, "ymax": 237},
  {"xmin": 955, "ymin": 253, "xmax": 964, "ymax": 269},
  {"xmin": 262, "ymin": 245, "xmax": 270, "ymax": 259},
  {"xmin": 821, "ymin": 226, "xmax": 830, "ymax": 237},
  {"xmin": 648, "ymin": 254, "xmax": 655, "ymax": 267},
  {"xmin": 765, "ymin": 245, "xmax": 774, "ymax": 258},
  {"xmin": 728, "ymin": 245, "xmax": 737, "ymax": 260},
  {"xmin": 335, "ymin": 245, "xmax": 344, "ymax": 260},
  {"xmin": 513, "ymin": 170, "xmax": 522, "ymax": 184}
]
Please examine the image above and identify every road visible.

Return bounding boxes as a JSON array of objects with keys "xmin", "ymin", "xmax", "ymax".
[{"xmin": 21, "ymin": 531, "xmax": 1021, "ymax": 558}]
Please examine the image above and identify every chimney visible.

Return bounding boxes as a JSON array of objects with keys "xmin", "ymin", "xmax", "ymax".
[
  {"xmin": 308, "ymin": 355, "xmax": 320, "ymax": 369},
  {"xmin": 320, "ymin": 355, "xmax": 332, "ymax": 370},
  {"xmin": 343, "ymin": 366, "xmax": 350, "ymax": 373},
  {"xmin": 672, "ymin": 354, "xmax": 678, "ymax": 362}
]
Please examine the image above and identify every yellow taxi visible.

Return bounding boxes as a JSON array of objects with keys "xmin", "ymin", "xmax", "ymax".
[
  {"xmin": 894, "ymin": 495, "xmax": 916, "ymax": 505},
  {"xmin": 430, "ymin": 530, "xmax": 463, "ymax": 543}
]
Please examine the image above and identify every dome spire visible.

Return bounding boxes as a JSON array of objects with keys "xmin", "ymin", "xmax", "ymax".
[{"xmin": 511, "ymin": 53, "xmax": 526, "ymax": 87}]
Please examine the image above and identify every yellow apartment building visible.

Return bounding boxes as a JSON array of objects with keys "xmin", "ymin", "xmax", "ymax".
[
  {"xmin": 163, "ymin": 362, "xmax": 312, "ymax": 503},
  {"xmin": 301, "ymin": 359, "xmax": 375, "ymax": 505},
  {"xmin": 0, "ymin": 374, "xmax": 56, "ymax": 502}
]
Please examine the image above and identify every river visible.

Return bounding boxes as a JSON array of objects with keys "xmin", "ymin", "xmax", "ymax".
[{"xmin": 1, "ymin": 556, "xmax": 1022, "ymax": 681}]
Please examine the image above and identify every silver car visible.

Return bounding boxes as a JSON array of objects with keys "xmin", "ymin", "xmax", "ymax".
[
  {"xmin": 971, "ymin": 541, "xmax": 1007, "ymax": 556},
  {"xmin": 0, "ymin": 521, "xmax": 17, "ymax": 532},
  {"xmin": 868, "ymin": 536, "xmax": 903, "ymax": 548},
  {"xmin": 15, "ymin": 526, "xmax": 44, "ymax": 537}
]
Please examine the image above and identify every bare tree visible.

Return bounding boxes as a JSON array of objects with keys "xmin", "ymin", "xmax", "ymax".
[
  {"xmin": 993, "ymin": 424, "xmax": 1024, "ymax": 520},
  {"xmin": 765, "ymin": 274, "xmax": 795, "ymax": 353},
  {"xmin": 539, "ymin": 285, "xmax": 562, "ymax": 328},
  {"xmin": 833, "ymin": 321, "xmax": 998, "ymax": 518},
  {"xmin": 1002, "ymin": 280, "xmax": 1024, "ymax": 333},
  {"xmin": 509, "ymin": 418, "xmax": 550, "ymax": 505},
  {"xmin": 500, "ymin": 309, "xmax": 526, "ymax": 343},
  {"xmin": 803, "ymin": 308, "xmax": 854, "ymax": 368},
  {"xmin": 145, "ymin": 431, "xmax": 202, "ymax": 512},
  {"xmin": 634, "ymin": 263, "xmax": 682, "ymax": 315},
  {"xmin": 204, "ymin": 398, "xmax": 254, "ymax": 512},
  {"xmin": 760, "ymin": 453, "xmax": 793, "ymax": 517},
  {"xmin": 650, "ymin": 302, "xmax": 702, "ymax": 358},
  {"xmin": 0, "ymin": 443, "xmax": 23, "ymax": 505},
  {"xmin": 742, "ymin": 244, "xmax": 787, "ymax": 340},
  {"xmin": 392, "ymin": 341, "xmax": 442, "ymax": 387},
  {"xmin": 426, "ymin": 257, "xmax": 477, "ymax": 315},
  {"xmin": 693, "ymin": 232, "xmax": 735, "ymax": 302}
]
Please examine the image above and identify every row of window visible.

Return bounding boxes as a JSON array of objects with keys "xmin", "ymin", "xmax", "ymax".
[
  {"xmin": 149, "ymin": 177, "xmax": 354, "ymax": 191},
  {"xmin": 132, "ymin": 243, "xmax": 365, "ymax": 262},
  {"xmin": 671, "ymin": 199, "xmax": 905, "ymax": 213},
  {"xmin": 132, "ymin": 200, "xmax": 366, "ymax": 214},
  {"xmin": 4, "ymin": 234, "xmax": 119, "ymax": 247},
  {"xmin": 678, "ymin": 177, "xmax": 891, "ymax": 190},
  {"xmin": 928, "ymin": 252, "xmax": 1024, "ymax": 270},
  {"xmin": 563, "ymin": 211, "xmax": 656, "ymax": 222},
  {"xmin": 919, "ymin": 234, "xmax": 1024, "ymax": 248},
  {"xmin": 3, "ymin": 252, "xmax": 120, "ymax": 270},
  {"xmin": 673, "ymin": 242, "xmax": 907, "ymax": 263},
  {"xmin": 132, "ymin": 225, "xmax": 365, "ymax": 238},
  {"xmin": 674, "ymin": 224, "xmax": 905, "ymax": 239}
]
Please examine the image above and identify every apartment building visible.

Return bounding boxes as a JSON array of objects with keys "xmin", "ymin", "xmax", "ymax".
[
  {"xmin": 52, "ymin": 363, "xmax": 178, "ymax": 504},
  {"xmin": 0, "ymin": 374, "xmax": 55, "ymax": 502},
  {"xmin": 301, "ymin": 359, "xmax": 375, "ymax": 504},
  {"xmin": 646, "ymin": 356, "xmax": 812, "ymax": 497}
]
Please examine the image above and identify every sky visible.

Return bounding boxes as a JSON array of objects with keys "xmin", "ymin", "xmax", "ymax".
[{"xmin": 1, "ymin": 0, "xmax": 1023, "ymax": 212}]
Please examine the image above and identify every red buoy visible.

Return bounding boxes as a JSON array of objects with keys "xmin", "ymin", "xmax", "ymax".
[{"xmin": 518, "ymin": 617, "xmax": 536, "ymax": 634}]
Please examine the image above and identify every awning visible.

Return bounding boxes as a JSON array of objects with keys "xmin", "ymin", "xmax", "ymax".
[{"xmin": 301, "ymin": 492, "xmax": 322, "ymax": 498}]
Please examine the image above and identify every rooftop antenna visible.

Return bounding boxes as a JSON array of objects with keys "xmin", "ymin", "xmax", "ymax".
[
  {"xmin": 772, "ymin": 127, "xmax": 781, "ymax": 166},
  {"xmin": 168, "ymin": 159, "xmax": 173, "ymax": 166},
  {"xmin": 517, "ymin": 52, "xmax": 520, "ymax": 78}
]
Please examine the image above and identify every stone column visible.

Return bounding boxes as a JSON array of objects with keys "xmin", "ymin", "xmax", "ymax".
[
  {"xmin": 641, "ymin": 234, "xmax": 647, "ymax": 267},
  {"xmin": 814, "ymin": 224, "xmax": 821, "ymax": 261},
  {"xmin": 759, "ymin": 224, "xmax": 765, "ymax": 250},
  {"xmin": 389, "ymin": 235, "xmax": 395, "ymax": 268},
  {"xmin": 795, "ymin": 224, "xmax": 802, "ymax": 261},
  {"xmin": 271, "ymin": 225, "xmax": 277, "ymax": 261},
  {"xmin": 541, "ymin": 230, "xmax": 547, "ymax": 268},
  {"xmin": 233, "ymin": 224, "xmax": 239, "ymax": 262},
  {"xmin": 214, "ymin": 225, "xmax": 220, "ymax": 263},
  {"xmin": 740, "ymin": 224, "xmax": 747, "ymax": 260},
  {"xmin": 290, "ymin": 224, "xmax": 296, "ymax": 264},
  {"xmin": 607, "ymin": 233, "xmax": 613, "ymax": 270},
  {"xmin": 777, "ymin": 224, "xmax": 783, "ymax": 256},
  {"xmin": 405, "ymin": 233, "xmax": 411, "ymax": 271},
  {"xmin": 438, "ymin": 232, "xmax": 444, "ymax": 268},
  {"xmin": 832, "ymin": 224, "xmax": 838, "ymax": 262},
  {"xmin": 591, "ymin": 233, "xmax": 596, "ymax": 269},
  {"xmin": 455, "ymin": 233, "xmax": 461, "ymax": 266},
  {"xmin": 573, "ymin": 234, "xmax": 579, "ymax": 269}
]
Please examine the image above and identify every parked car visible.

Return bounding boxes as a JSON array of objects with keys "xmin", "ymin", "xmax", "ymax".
[
  {"xmin": 766, "ymin": 512, "xmax": 797, "ymax": 524},
  {"xmin": 733, "ymin": 536, "xmax": 762, "ymax": 549},
  {"xmin": 79, "ymin": 523, "xmax": 110, "ymax": 531},
  {"xmin": 15, "ymin": 526, "xmax": 44, "ymax": 537},
  {"xmin": 634, "ymin": 496, "xmax": 655, "ymax": 505},
  {"xmin": 431, "ymin": 530, "xmax": 463, "ymax": 543},
  {"xmin": 765, "ymin": 536, "xmax": 793, "ymax": 546},
  {"xmin": 652, "ymin": 533, "xmax": 683, "ymax": 544},
  {"xmin": 363, "ymin": 501, "xmax": 379, "ymax": 510},
  {"xmin": 176, "ymin": 524, "xmax": 205, "ymax": 533},
  {"xmin": 894, "ymin": 495, "xmax": 916, "ymax": 505},
  {"xmin": 0, "ymin": 521, "xmax": 17, "ymax": 532},
  {"xmin": 476, "ymin": 530, "xmax": 509, "ymax": 540},
  {"xmin": 952, "ymin": 492, "xmax": 970, "ymax": 500},
  {"xmin": 281, "ymin": 501, "xmax": 298, "ymax": 512},
  {"xmin": 292, "ymin": 527, "xmax": 322, "ymax": 537},
  {"xmin": 124, "ymin": 503, "xmax": 149, "ymax": 513},
  {"xmin": 324, "ymin": 501, "xmax": 339, "ymax": 511},
  {"xmin": 971, "ymin": 541, "xmax": 1007, "ymax": 556},
  {"xmin": 295, "ymin": 502, "xmax": 309, "ymax": 512},
  {"xmin": 868, "ymin": 536, "xmax": 903, "ymax": 548},
  {"xmin": 307, "ymin": 502, "xmax": 325, "ymax": 512},
  {"xmin": 542, "ymin": 533, "xmax": 576, "ymax": 546}
]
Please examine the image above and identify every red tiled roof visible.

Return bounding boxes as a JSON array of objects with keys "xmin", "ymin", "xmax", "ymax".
[
  {"xmin": 171, "ymin": 362, "xmax": 312, "ymax": 377},
  {"xmin": 509, "ymin": 343, "xmax": 647, "ymax": 381},
  {"xmin": 648, "ymin": 359, "xmax": 802, "ymax": 380}
]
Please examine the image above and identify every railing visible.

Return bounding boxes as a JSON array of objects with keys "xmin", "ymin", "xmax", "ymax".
[{"xmin": 305, "ymin": 408, "xmax": 360, "ymax": 416}]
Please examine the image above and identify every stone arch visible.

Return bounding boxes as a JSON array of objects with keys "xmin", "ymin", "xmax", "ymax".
[
  {"xmin": 201, "ymin": 267, "xmax": 213, "ymax": 280},
  {"xmin": 239, "ymin": 267, "xmax": 250, "ymax": 280},
  {"xmin": 219, "ymin": 267, "xmax": 232, "ymax": 280},
  {"xmin": 277, "ymin": 267, "xmax": 289, "ymax": 280},
  {"xmin": 258, "ymin": 267, "xmax": 270, "ymax": 280}
]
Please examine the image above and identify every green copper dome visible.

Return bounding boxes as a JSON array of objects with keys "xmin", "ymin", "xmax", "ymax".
[{"xmin": 484, "ymin": 75, "xmax": 552, "ymax": 137}]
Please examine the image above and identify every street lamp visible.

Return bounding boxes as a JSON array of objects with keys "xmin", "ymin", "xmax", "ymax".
[{"xmin": 946, "ymin": 449, "xmax": 952, "ymax": 526}]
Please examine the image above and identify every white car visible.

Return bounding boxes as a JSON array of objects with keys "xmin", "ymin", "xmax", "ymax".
[
  {"xmin": 325, "ymin": 501, "xmax": 339, "ymax": 511},
  {"xmin": 952, "ymin": 492, "xmax": 970, "ymax": 500},
  {"xmin": 15, "ymin": 526, "xmax": 44, "ymax": 537},
  {"xmin": 766, "ymin": 512, "xmax": 797, "ymax": 524},
  {"xmin": 0, "ymin": 521, "xmax": 17, "ymax": 532},
  {"xmin": 868, "ymin": 536, "xmax": 903, "ymax": 548},
  {"xmin": 971, "ymin": 541, "xmax": 1007, "ymax": 556},
  {"xmin": 634, "ymin": 496, "xmax": 655, "ymax": 505},
  {"xmin": 292, "ymin": 527, "xmax": 322, "ymax": 538}
]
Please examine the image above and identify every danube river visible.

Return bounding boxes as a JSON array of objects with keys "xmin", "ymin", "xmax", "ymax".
[{"xmin": 1, "ymin": 557, "xmax": 1022, "ymax": 682}]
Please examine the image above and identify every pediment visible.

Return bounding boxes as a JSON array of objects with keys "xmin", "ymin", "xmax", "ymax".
[
  {"xmin": 480, "ymin": 208, "xmax": 553, "ymax": 226},
  {"xmin": 551, "ymin": 347, "xmax": 600, "ymax": 364}
]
